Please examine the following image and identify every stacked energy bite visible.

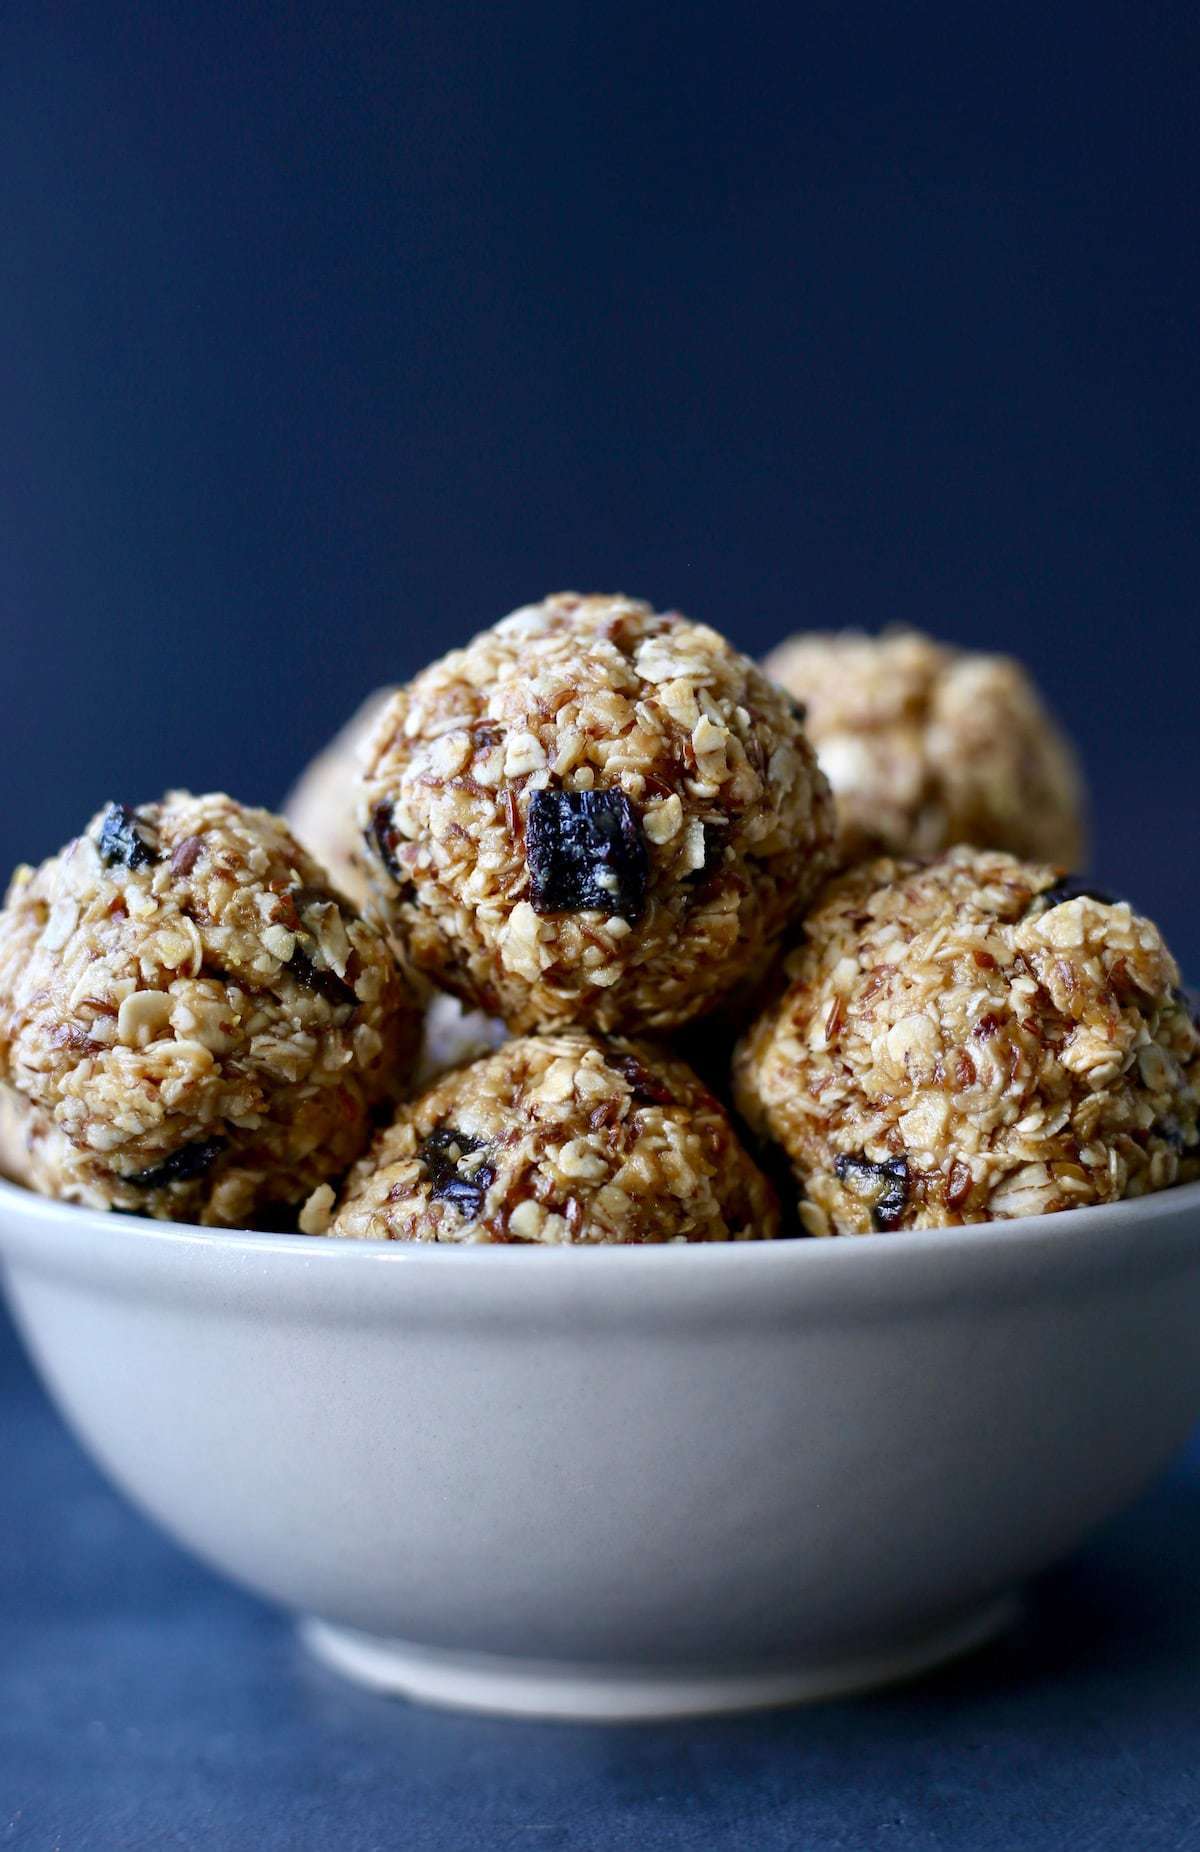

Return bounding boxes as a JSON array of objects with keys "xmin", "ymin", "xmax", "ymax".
[
  {"xmin": 0, "ymin": 793, "xmax": 420, "ymax": 1226},
  {"xmin": 763, "ymin": 627, "xmax": 1085, "ymax": 867},
  {"xmin": 326, "ymin": 1035, "xmax": 779, "ymax": 1245},
  {"xmin": 2, "ymin": 594, "xmax": 1196, "ymax": 1240},
  {"xmin": 733, "ymin": 852, "xmax": 1200, "ymax": 1233},
  {"xmin": 356, "ymin": 593, "xmax": 835, "ymax": 1033},
  {"xmin": 308, "ymin": 591, "xmax": 837, "ymax": 1241}
]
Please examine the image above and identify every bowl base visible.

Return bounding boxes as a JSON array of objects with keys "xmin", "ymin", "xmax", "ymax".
[{"xmin": 299, "ymin": 1596, "xmax": 1019, "ymax": 1721}]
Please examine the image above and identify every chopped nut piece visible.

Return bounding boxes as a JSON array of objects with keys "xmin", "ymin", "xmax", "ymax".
[
  {"xmin": 299, "ymin": 1182, "xmax": 336, "ymax": 1235},
  {"xmin": 643, "ymin": 794, "xmax": 684, "ymax": 845},
  {"xmin": 117, "ymin": 990, "xmax": 174, "ymax": 1048},
  {"xmin": 261, "ymin": 924, "xmax": 297, "ymax": 963},
  {"xmin": 507, "ymin": 1198, "xmax": 545, "ymax": 1240},
  {"xmin": 40, "ymin": 898, "xmax": 78, "ymax": 952}
]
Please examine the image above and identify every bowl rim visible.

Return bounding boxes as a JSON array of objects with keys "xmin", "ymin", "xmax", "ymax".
[
  {"xmin": 1, "ymin": 1169, "xmax": 1198, "ymax": 1270},
  {"xmin": 3, "ymin": 1172, "xmax": 1199, "ymax": 1325}
]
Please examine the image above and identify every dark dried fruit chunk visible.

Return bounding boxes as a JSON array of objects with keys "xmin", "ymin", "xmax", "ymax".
[
  {"xmin": 128, "ymin": 1136, "xmax": 226, "ymax": 1190},
  {"xmin": 834, "ymin": 1153, "xmax": 910, "ymax": 1231},
  {"xmin": 287, "ymin": 944, "xmax": 357, "ymax": 1008},
  {"xmin": 419, "ymin": 1125, "xmax": 495, "ymax": 1219},
  {"xmin": 1028, "ymin": 875, "xmax": 1120, "ymax": 916},
  {"xmin": 369, "ymin": 802, "xmax": 405, "ymax": 886},
  {"xmin": 292, "ymin": 883, "xmax": 362, "ymax": 928},
  {"xmin": 293, "ymin": 883, "xmax": 345, "ymax": 915},
  {"xmin": 98, "ymin": 803, "xmax": 157, "ymax": 871},
  {"xmin": 526, "ymin": 788, "xmax": 648, "ymax": 922},
  {"xmin": 612, "ymin": 1052, "xmax": 675, "ymax": 1106}
]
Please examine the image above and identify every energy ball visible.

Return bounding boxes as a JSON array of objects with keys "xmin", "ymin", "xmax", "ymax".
[
  {"xmin": 733, "ymin": 848, "xmax": 1200, "ymax": 1233},
  {"xmin": 360, "ymin": 592, "xmax": 836, "ymax": 1034},
  {"xmin": 283, "ymin": 686, "xmax": 395, "ymax": 908},
  {"xmin": 762, "ymin": 628, "xmax": 1085, "ymax": 866},
  {"xmin": 0, "ymin": 793, "xmax": 421, "ymax": 1225},
  {"xmin": 326, "ymin": 1032, "xmax": 780, "ymax": 1244}
]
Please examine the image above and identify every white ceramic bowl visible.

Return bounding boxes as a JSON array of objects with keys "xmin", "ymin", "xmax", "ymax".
[{"xmin": 2, "ymin": 1174, "xmax": 1200, "ymax": 1721}]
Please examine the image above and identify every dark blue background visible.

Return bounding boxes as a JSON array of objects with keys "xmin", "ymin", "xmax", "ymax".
[
  {"xmin": 1, "ymin": 6, "xmax": 1199, "ymax": 1844},
  {"xmin": 0, "ymin": 3, "xmax": 1197, "ymax": 963}
]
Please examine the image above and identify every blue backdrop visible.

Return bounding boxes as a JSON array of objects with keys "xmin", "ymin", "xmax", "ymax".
[
  {"xmin": 1, "ymin": 11, "xmax": 1199, "ymax": 1845},
  {"xmin": 0, "ymin": 3, "xmax": 1196, "ymax": 972}
]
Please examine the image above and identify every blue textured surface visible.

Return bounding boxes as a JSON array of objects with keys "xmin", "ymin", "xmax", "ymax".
[
  {"xmin": 2, "ymin": 3, "xmax": 1200, "ymax": 984},
  {"xmin": 1, "ymin": 1313, "xmax": 1198, "ymax": 1850}
]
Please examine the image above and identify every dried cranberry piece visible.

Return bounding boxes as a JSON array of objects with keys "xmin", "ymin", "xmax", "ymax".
[
  {"xmin": 287, "ymin": 945, "xmax": 357, "ymax": 1008},
  {"xmin": 98, "ymin": 803, "xmax": 157, "ymax": 871},
  {"xmin": 834, "ymin": 1153, "xmax": 910, "ymax": 1231},
  {"xmin": 418, "ymin": 1125, "xmax": 495, "ymax": 1218},
  {"xmin": 293, "ymin": 883, "xmax": 344, "ymax": 913},
  {"xmin": 292, "ymin": 883, "xmax": 361, "ymax": 927},
  {"xmin": 526, "ymin": 788, "xmax": 648, "ymax": 922},
  {"xmin": 612, "ymin": 1052, "xmax": 675, "ymax": 1106},
  {"xmin": 1028, "ymin": 875, "xmax": 1120, "ymax": 916},
  {"xmin": 127, "ymin": 1136, "xmax": 226, "ymax": 1190},
  {"xmin": 369, "ymin": 802, "xmax": 405, "ymax": 886}
]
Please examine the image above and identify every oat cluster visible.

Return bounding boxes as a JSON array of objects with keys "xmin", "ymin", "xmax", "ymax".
[
  {"xmin": 326, "ymin": 1032, "xmax": 779, "ymax": 1244},
  {"xmin": 358, "ymin": 593, "xmax": 836, "ymax": 1033},
  {"xmin": 0, "ymin": 792, "xmax": 421, "ymax": 1224},
  {"xmin": 764, "ymin": 628, "xmax": 1085, "ymax": 866},
  {"xmin": 733, "ymin": 848, "xmax": 1200, "ymax": 1233}
]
